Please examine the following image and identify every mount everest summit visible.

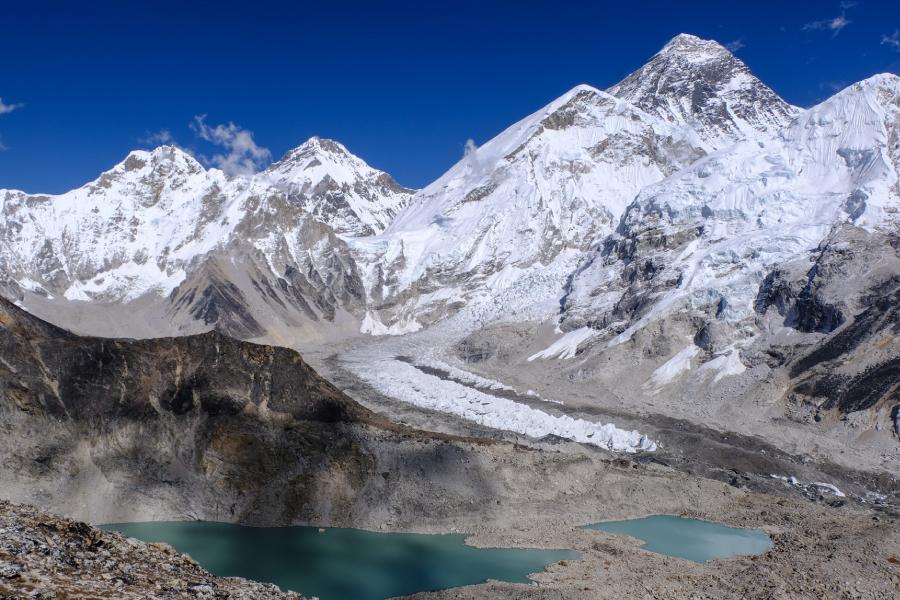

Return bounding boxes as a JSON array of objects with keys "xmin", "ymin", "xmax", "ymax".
[{"xmin": 0, "ymin": 34, "xmax": 897, "ymax": 468}]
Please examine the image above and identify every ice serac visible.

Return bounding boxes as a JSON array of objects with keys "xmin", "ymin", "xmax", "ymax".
[
  {"xmin": 262, "ymin": 136, "xmax": 414, "ymax": 236},
  {"xmin": 502, "ymin": 69, "xmax": 898, "ymax": 467},
  {"xmin": 562, "ymin": 73, "xmax": 900, "ymax": 338},
  {"xmin": 609, "ymin": 33, "xmax": 799, "ymax": 149},
  {"xmin": 355, "ymin": 84, "xmax": 705, "ymax": 330}
]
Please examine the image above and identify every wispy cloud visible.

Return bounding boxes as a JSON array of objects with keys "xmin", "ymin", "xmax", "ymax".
[
  {"xmin": 0, "ymin": 97, "xmax": 23, "ymax": 151},
  {"xmin": 0, "ymin": 98, "xmax": 23, "ymax": 115},
  {"xmin": 882, "ymin": 29, "xmax": 900, "ymax": 51},
  {"xmin": 803, "ymin": 3, "xmax": 854, "ymax": 37},
  {"xmin": 804, "ymin": 14, "xmax": 850, "ymax": 35},
  {"xmin": 725, "ymin": 38, "xmax": 745, "ymax": 52},
  {"xmin": 190, "ymin": 115, "xmax": 271, "ymax": 177},
  {"xmin": 139, "ymin": 129, "xmax": 176, "ymax": 146}
]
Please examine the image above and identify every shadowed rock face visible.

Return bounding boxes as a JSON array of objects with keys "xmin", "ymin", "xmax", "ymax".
[
  {"xmin": 785, "ymin": 283, "xmax": 900, "ymax": 418},
  {"xmin": 168, "ymin": 257, "xmax": 267, "ymax": 339},
  {"xmin": 608, "ymin": 33, "xmax": 798, "ymax": 149},
  {"xmin": 0, "ymin": 295, "xmax": 385, "ymax": 524},
  {"xmin": 0, "ymin": 297, "xmax": 515, "ymax": 527},
  {"xmin": 0, "ymin": 296, "xmax": 366, "ymax": 424},
  {"xmin": 749, "ymin": 228, "xmax": 900, "ymax": 423}
]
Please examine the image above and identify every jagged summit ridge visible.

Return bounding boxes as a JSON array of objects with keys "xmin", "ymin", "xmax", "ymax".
[
  {"xmin": 658, "ymin": 33, "xmax": 732, "ymax": 62},
  {"xmin": 609, "ymin": 33, "xmax": 798, "ymax": 149},
  {"xmin": 262, "ymin": 136, "xmax": 414, "ymax": 236},
  {"xmin": 1, "ymin": 33, "xmax": 898, "ymax": 355},
  {"xmin": 0, "ymin": 134, "xmax": 409, "ymax": 325}
]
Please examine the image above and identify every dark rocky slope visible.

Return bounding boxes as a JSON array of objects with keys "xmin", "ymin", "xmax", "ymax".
[
  {"xmin": 0, "ymin": 499, "xmax": 302, "ymax": 599},
  {"xmin": 752, "ymin": 226, "xmax": 900, "ymax": 430},
  {"xmin": 0, "ymin": 296, "xmax": 503, "ymax": 527}
]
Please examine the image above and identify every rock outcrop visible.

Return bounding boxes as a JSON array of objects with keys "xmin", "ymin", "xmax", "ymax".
[
  {"xmin": 0, "ymin": 296, "xmax": 523, "ymax": 527},
  {"xmin": 0, "ymin": 499, "xmax": 303, "ymax": 599},
  {"xmin": 0, "ymin": 294, "xmax": 384, "ymax": 524}
]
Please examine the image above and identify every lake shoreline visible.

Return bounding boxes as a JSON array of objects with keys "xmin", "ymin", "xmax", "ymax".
[{"xmin": 100, "ymin": 521, "xmax": 577, "ymax": 600}]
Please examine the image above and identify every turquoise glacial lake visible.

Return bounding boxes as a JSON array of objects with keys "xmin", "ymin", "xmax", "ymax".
[
  {"xmin": 583, "ymin": 515, "xmax": 772, "ymax": 563},
  {"xmin": 101, "ymin": 521, "xmax": 576, "ymax": 600}
]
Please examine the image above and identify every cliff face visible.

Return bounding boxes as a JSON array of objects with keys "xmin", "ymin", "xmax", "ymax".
[
  {"xmin": 0, "ymin": 296, "xmax": 510, "ymax": 527},
  {"xmin": 0, "ymin": 295, "xmax": 366, "ymax": 424},
  {"xmin": 751, "ymin": 227, "xmax": 900, "ymax": 429},
  {"xmin": 0, "ymin": 295, "xmax": 388, "ymax": 525}
]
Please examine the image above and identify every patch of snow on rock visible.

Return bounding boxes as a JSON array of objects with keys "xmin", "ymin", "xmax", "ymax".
[
  {"xmin": 645, "ymin": 344, "xmax": 701, "ymax": 388},
  {"xmin": 697, "ymin": 347, "xmax": 747, "ymax": 382},
  {"xmin": 528, "ymin": 327, "xmax": 597, "ymax": 361}
]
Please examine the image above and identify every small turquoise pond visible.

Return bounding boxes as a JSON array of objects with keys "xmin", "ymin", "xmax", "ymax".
[
  {"xmin": 101, "ymin": 521, "xmax": 576, "ymax": 600},
  {"xmin": 583, "ymin": 515, "xmax": 772, "ymax": 563}
]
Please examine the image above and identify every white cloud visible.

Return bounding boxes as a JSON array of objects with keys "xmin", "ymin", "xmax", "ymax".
[
  {"xmin": 822, "ymin": 80, "xmax": 849, "ymax": 93},
  {"xmin": 804, "ymin": 15, "xmax": 850, "ymax": 35},
  {"xmin": 463, "ymin": 138, "xmax": 477, "ymax": 158},
  {"xmin": 725, "ymin": 38, "xmax": 745, "ymax": 52},
  {"xmin": 0, "ymin": 98, "xmax": 23, "ymax": 115},
  {"xmin": 190, "ymin": 115, "xmax": 271, "ymax": 176},
  {"xmin": 462, "ymin": 138, "xmax": 490, "ymax": 179},
  {"xmin": 0, "ymin": 98, "xmax": 23, "ymax": 151},
  {"xmin": 882, "ymin": 30, "xmax": 900, "ymax": 51},
  {"xmin": 803, "ymin": 3, "xmax": 854, "ymax": 36},
  {"xmin": 139, "ymin": 130, "xmax": 176, "ymax": 146}
]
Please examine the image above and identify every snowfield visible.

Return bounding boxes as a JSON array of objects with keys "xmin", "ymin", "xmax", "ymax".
[{"xmin": 342, "ymin": 354, "xmax": 657, "ymax": 453}]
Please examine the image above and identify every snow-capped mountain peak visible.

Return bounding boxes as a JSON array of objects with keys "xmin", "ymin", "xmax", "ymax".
[
  {"xmin": 389, "ymin": 82, "xmax": 700, "ymax": 233},
  {"xmin": 0, "ymin": 134, "xmax": 412, "ymax": 315},
  {"xmin": 560, "ymin": 67, "xmax": 900, "ymax": 347},
  {"xmin": 89, "ymin": 145, "xmax": 211, "ymax": 192},
  {"xmin": 272, "ymin": 135, "xmax": 351, "ymax": 164},
  {"xmin": 356, "ymin": 82, "xmax": 707, "ymax": 331},
  {"xmin": 657, "ymin": 32, "xmax": 732, "ymax": 63},
  {"xmin": 609, "ymin": 33, "xmax": 799, "ymax": 149},
  {"xmin": 261, "ymin": 136, "xmax": 414, "ymax": 236}
]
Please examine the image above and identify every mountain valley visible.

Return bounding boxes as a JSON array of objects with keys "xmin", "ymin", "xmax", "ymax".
[{"xmin": 0, "ymin": 32, "xmax": 898, "ymax": 599}]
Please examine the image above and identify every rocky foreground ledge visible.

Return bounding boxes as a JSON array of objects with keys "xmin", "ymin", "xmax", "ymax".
[{"xmin": 0, "ymin": 500, "xmax": 301, "ymax": 599}]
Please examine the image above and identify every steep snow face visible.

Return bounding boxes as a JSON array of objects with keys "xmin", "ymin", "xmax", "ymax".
[
  {"xmin": 560, "ymin": 73, "xmax": 900, "ymax": 342},
  {"xmin": 260, "ymin": 137, "xmax": 414, "ymax": 236},
  {"xmin": 609, "ymin": 34, "xmax": 799, "ymax": 150},
  {"xmin": 782, "ymin": 74, "xmax": 900, "ymax": 228},
  {"xmin": 352, "ymin": 34, "xmax": 806, "ymax": 335},
  {"xmin": 0, "ymin": 146, "xmax": 233, "ymax": 301},
  {"xmin": 353, "ymin": 85, "xmax": 705, "ymax": 329},
  {"xmin": 0, "ymin": 140, "xmax": 388, "ymax": 329}
]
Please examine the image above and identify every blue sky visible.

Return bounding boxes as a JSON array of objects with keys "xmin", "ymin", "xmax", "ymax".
[{"xmin": 1, "ymin": 0, "xmax": 899, "ymax": 193}]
